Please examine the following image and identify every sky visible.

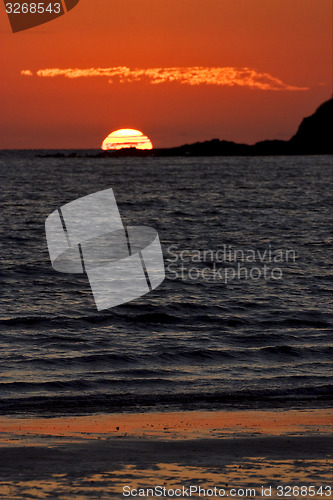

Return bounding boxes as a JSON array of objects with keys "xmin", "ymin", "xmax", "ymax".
[{"xmin": 0, "ymin": 0, "xmax": 332, "ymax": 149}]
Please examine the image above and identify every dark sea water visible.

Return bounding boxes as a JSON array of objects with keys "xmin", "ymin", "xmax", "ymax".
[{"xmin": 1, "ymin": 152, "xmax": 332, "ymax": 416}]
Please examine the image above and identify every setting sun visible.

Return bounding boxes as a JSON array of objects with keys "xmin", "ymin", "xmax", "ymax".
[{"xmin": 101, "ymin": 129, "xmax": 153, "ymax": 151}]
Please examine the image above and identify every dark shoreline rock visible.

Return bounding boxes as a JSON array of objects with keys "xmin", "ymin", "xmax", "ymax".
[{"xmin": 37, "ymin": 98, "xmax": 332, "ymax": 158}]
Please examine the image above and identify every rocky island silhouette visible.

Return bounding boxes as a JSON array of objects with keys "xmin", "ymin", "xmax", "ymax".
[{"xmin": 40, "ymin": 98, "xmax": 332, "ymax": 158}]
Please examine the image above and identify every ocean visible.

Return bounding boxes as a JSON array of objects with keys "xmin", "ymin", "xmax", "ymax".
[{"xmin": 1, "ymin": 152, "xmax": 332, "ymax": 416}]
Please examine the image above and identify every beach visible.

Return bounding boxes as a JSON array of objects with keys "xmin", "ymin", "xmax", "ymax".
[{"xmin": 1, "ymin": 409, "xmax": 332, "ymax": 499}]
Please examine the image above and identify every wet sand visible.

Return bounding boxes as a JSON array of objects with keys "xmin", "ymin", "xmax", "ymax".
[{"xmin": 0, "ymin": 409, "xmax": 332, "ymax": 499}]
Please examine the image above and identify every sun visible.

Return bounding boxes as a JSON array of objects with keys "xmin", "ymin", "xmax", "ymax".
[{"xmin": 101, "ymin": 128, "xmax": 153, "ymax": 150}]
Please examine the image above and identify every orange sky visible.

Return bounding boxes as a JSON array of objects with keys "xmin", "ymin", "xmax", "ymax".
[{"xmin": 0, "ymin": 0, "xmax": 332, "ymax": 149}]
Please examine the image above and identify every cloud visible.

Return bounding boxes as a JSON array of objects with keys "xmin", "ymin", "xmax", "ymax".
[
  {"xmin": 21, "ymin": 69, "xmax": 33, "ymax": 76},
  {"xmin": 21, "ymin": 66, "xmax": 309, "ymax": 91}
]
